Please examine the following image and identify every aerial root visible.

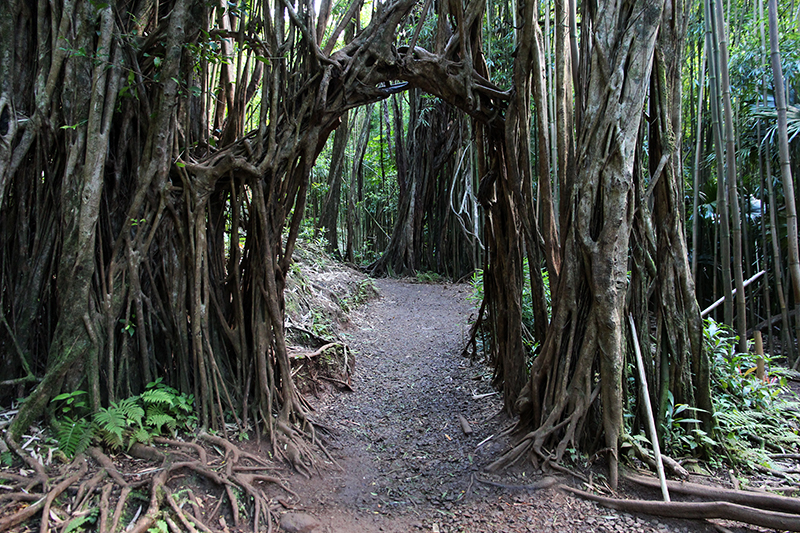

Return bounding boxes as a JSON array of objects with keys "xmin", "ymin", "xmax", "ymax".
[
  {"xmin": 623, "ymin": 472, "xmax": 800, "ymax": 514},
  {"xmin": 0, "ymin": 433, "xmax": 295, "ymax": 533}
]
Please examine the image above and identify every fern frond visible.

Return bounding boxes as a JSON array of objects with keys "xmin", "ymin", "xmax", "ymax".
[
  {"xmin": 94, "ymin": 405, "xmax": 127, "ymax": 443},
  {"xmin": 129, "ymin": 427, "xmax": 152, "ymax": 446},
  {"xmin": 141, "ymin": 388, "xmax": 175, "ymax": 406},
  {"xmin": 117, "ymin": 397, "xmax": 145, "ymax": 425},
  {"xmin": 55, "ymin": 417, "xmax": 94, "ymax": 458},
  {"xmin": 99, "ymin": 429, "xmax": 124, "ymax": 449},
  {"xmin": 146, "ymin": 413, "xmax": 177, "ymax": 434}
]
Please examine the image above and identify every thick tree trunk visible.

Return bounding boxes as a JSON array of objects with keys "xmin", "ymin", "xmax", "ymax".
[
  {"xmin": 494, "ymin": 0, "xmax": 665, "ymax": 489},
  {"xmin": 649, "ymin": 0, "xmax": 714, "ymax": 434}
]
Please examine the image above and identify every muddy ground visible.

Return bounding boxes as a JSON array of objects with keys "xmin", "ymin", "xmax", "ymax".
[{"xmin": 269, "ymin": 277, "xmax": 771, "ymax": 533}]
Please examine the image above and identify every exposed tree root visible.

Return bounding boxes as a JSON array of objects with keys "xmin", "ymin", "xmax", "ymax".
[
  {"xmin": 0, "ymin": 434, "xmax": 297, "ymax": 533},
  {"xmin": 87, "ymin": 446, "xmax": 128, "ymax": 486},
  {"xmin": 474, "ymin": 474, "xmax": 560, "ymax": 491},
  {"xmin": 4, "ymin": 434, "xmax": 47, "ymax": 490},
  {"xmin": 624, "ymin": 472, "xmax": 800, "ymax": 514},
  {"xmin": 562, "ymin": 484, "xmax": 800, "ymax": 531},
  {"xmin": 627, "ymin": 439, "xmax": 689, "ymax": 479}
]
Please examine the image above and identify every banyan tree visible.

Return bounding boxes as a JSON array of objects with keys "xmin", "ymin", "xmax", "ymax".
[{"xmin": 0, "ymin": 0, "xmax": 711, "ymax": 487}]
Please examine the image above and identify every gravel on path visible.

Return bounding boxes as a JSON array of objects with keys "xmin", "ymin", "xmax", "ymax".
[{"xmin": 275, "ymin": 279, "xmax": 725, "ymax": 533}]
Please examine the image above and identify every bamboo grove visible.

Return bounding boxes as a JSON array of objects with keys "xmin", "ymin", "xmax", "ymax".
[{"xmin": 0, "ymin": 0, "xmax": 798, "ymax": 488}]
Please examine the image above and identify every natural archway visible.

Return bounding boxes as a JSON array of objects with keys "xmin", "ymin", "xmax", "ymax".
[
  {"xmin": 0, "ymin": 0, "xmax": 518, "ymax": 459},
  {"xmin": 1, "ymin": 0, "xmax": 711, "ymax": 492}
]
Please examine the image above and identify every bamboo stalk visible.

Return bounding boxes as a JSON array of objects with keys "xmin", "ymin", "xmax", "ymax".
[
  {"xmin": 628, "ymin": 314, "xmax": 670, "ymax": 502},
  {"xmin": 701, "ymin": 270, "xmax": 766, "ymax": 317}
]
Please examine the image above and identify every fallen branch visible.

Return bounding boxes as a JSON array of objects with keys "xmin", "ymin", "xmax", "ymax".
[{"xmin": 561, "ymin": 485, "xmax": 800, "ymax": 532}]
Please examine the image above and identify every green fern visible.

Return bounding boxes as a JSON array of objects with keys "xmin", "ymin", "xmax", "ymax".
[
  {"xmin": 117, "ymin": 397, "xmax": 145, "ymax": 426},
  {"xmin": 55, "ymin": 417, "xmax": 95, "ymax": 458},
  {"xmin": 63, "ymin": 508, "xmax": 98, "ymax": 533},
  {"xmin": 141, "ymin": 388, "xmax": 176, "ymax": 407},
  {"xmin": 129, "ymin": 426, "xmax": 153, "ymax": 446},
  {"xmin": 145, "ymin": 405, "xmax": 177, "ymax": 434},
  {"xmin": 93, "ymin": 409, "xmax": 125, "ymax": 448},
  {"xmin": 53, "ymin": 380, "xmax": 195, "ymax": 455}
]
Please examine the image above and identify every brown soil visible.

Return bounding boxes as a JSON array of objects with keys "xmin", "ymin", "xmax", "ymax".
[{"xmin": 269, "ymin": 278, "xmax": 757, "ymax": 533}]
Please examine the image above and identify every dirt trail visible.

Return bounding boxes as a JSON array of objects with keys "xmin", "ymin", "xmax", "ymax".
[{"xmin": 276, "ymin": 279, "xmax": 719, "ymax": 533}]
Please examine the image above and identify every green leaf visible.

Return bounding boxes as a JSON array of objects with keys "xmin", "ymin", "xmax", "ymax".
[
  {"xmin": 130, "ymin": 427, "xmax": 152, "ymax": 446},
  {"xmin": 64, "ymin": 508, "xmax": 99, "ymax": 533}
]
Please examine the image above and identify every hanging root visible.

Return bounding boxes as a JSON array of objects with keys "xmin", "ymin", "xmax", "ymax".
[{"xmin": 0, "ymin": 433, "xmax": 296, "ymax": 533}]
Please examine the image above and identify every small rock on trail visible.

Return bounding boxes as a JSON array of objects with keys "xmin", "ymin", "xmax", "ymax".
[{"xmin": 279, "ymin": 511, "xmax": 321, "ymax": 532}]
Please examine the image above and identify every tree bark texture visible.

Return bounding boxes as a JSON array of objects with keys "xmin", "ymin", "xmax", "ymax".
[{"xmin": 496, "ymin": 0, "xmax": 666, "ymax": 489}]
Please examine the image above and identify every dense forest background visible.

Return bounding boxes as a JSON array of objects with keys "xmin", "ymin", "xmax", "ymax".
[{"xmin": 1, "ymin": 0, "xmax": 799, "ymax": 490}]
